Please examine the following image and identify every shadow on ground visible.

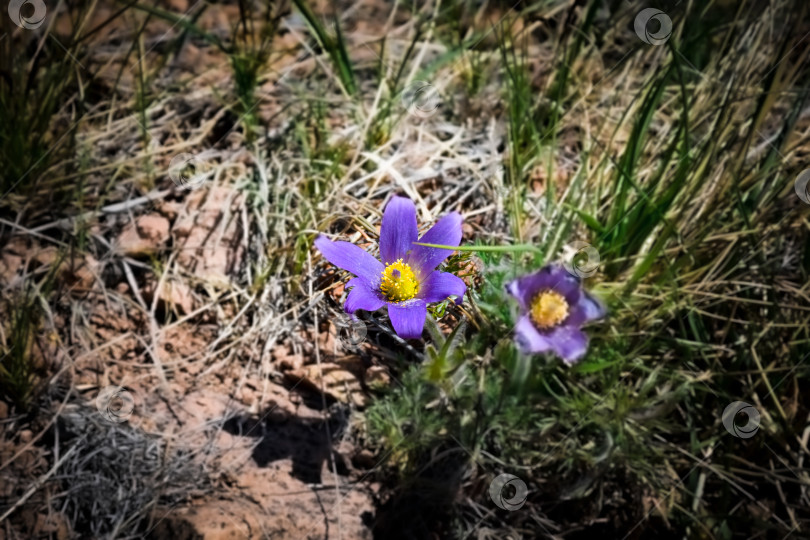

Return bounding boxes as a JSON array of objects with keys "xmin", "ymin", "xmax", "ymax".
[{"xmin": 222, "ymin": 404, "xmax": 351, "ymax": 484}]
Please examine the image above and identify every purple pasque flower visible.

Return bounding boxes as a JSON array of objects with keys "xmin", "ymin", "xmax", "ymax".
[
  {"xmin": 505, "ymin": 265, "xmax": 606, "ymax": 364},
  {"xmin": 314, "ymin": 196, "xmax": 466, "ymax": 339}
]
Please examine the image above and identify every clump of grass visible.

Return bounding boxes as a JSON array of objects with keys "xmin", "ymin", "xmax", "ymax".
[
  {"xmin": 54, "ymin": 408, "xmax": 204, "ymax": 538},
  {"xmin": 0, "ymin": 286, "xmax": 42, "ymax": 411},
  {"xmin": 0, "ymin": 7, "xmax": 97, "ymax": 204},
  {"xmin": 228, "ymin": 0, "xmax": 288, "ymax": 140},
  {"xmin": 0, "ymin": 261, "xmax": 59, "ymax": 412},
  {"xmin": 292, "ymin": 0, "xmax": 357, "ymax": 96}
]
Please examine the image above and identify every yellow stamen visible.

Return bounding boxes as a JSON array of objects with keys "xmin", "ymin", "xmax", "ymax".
[
  {"xmin": 530, "ymin": 290, "xmax": 569, "ymax": 329},
  {"xmin": 380, "ymin": 259, "xmax": 419, "ymax": 302}
]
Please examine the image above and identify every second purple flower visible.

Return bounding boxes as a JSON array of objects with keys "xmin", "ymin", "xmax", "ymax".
[
  {"xmin": 315, "ymin": 196, "xmax": 466, "ymax": 340},
  {"xmin": 506, "ymin": 265, "xmax": 606, "ymax": 364}
]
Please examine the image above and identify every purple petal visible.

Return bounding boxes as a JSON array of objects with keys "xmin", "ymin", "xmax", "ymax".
[
  {"xmin": 567, "ymin": 292, "xmax": 607, "ymax": 326},
  {"xmin": 388, "ymin": 299, "xmax": 427, "ymax": 339},
  {"xmin": 315, "ymin": 236, "xmax": 383, "ymax": 286},
  {"xmin": 345, "ymin": 277, "xmax": 361, "ymax": 290},
  {"xmin": 506, "ymin": 265, "xmax": 581, "ymax": 310},
  {"xmin": 418, "ymin": 271, "xmax": 466, "ymax": 304},
  {"xmin": 344, "ymin": 281, "xmax": 386, "ymax": 314},
  {"xmin": 380, "ymin": 196, "xmax": 418, "ymax": 265},
  {"xmin": 546, "ymin": 325, "xmax": 589, "ymax": 364},
  {"xmin": 514, "ymin": 315, "xmax": 552, "ymax": 354},
  {"xmin": 408, "ymin": 212, "xmax": 462, "ymax": 274}
]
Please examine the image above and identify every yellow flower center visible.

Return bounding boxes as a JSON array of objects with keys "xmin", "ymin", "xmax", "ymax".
[
  {"xmin": 380, "ymin": 259, "xmax": 419, "ymax": 302},
  {"xmin": 530, "ymin": 290, "xmax": 569, "ymax": 329}
]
